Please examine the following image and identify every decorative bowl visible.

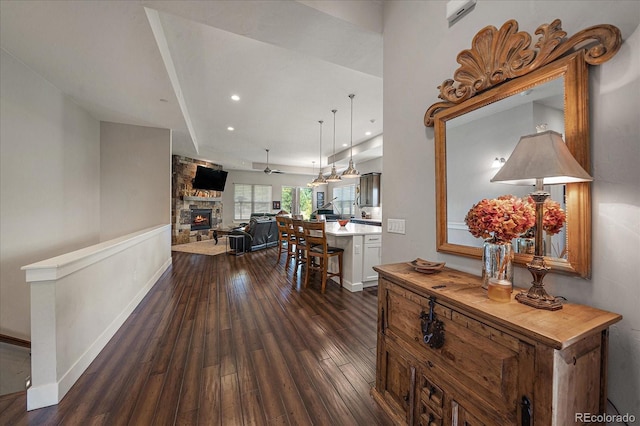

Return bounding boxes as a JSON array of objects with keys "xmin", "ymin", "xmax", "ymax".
[
  {"xmin": 337, "ymin": 219, "xmax": 350, "ymax": 227},
  {"xmin": 407, "ymin": 258, "xmax": 445, "ymax": 274}
]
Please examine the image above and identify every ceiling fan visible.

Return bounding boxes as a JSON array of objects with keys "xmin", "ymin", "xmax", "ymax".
[{"xmin": 264, "ymin": 149, "xmax": 285, "ymax": 174}]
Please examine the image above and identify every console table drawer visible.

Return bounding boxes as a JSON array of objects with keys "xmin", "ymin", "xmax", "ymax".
[
  {"xmin": 384, "ymin": 280, "xmax": 449, "ymax": 346},
  {"xmin": 384, "ymin": 281, "xmax": 522, "ymax": 420}
]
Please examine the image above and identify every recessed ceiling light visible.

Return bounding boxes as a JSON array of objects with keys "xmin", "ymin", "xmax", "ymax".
[
  {"xmin": 365, "ymin": 131, "xmax": 372, "ymax": 136},
  {"xmin": 231, "ymin": 94, "xmax": 240, "ymax": 101},
  {"xmin": 227, "ymin": 126, "xmax": 235, "ymax": 131},
  {"xmin": 342, "ymin": 143, "xmax": 348, "ymax": 147}
]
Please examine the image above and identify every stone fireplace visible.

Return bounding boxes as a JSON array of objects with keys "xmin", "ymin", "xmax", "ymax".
[{"xmin": 172, "ymin": 155, "xmax": 224, "ymax": 245}]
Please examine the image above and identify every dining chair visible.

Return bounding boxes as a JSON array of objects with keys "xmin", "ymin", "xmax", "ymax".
[{"xmin": 302, "ymin": 220, "xmax": 343, "ymax": 293}]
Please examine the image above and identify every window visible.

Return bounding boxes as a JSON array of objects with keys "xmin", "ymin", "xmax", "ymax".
[
  {"xmin": 234, "ymin": 184, "xmax": 272, "ymax": 221},
  {"xmin": 333, "ymin": 184, "xmax": 356, "ymax": 217},
  {"xmin": 282, "ymin": 186, "xmax": 312, "ymax": 219}
]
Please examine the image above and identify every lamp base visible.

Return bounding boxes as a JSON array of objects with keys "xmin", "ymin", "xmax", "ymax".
[
  {"xmin": 515, "ymin": 291, "xmax": 563, "ymax": 311},
  {"xmin": 515, "ymin": 256, "xmax": 563, "ymax": 311}
]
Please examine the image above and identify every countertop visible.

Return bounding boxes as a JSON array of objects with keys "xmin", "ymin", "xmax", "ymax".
[
  {"xmin": 325, "ymin": 221, "xmax": 382, "ymax": 237},
  {"xmin": 349, "ymin": 218, "xmax": 382, "ymax": 226}
]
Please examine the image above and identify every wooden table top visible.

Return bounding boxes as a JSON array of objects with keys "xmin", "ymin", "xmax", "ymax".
[{"xmin": 375, "ymin": 262, "xmax": 622, "ymax": 350}]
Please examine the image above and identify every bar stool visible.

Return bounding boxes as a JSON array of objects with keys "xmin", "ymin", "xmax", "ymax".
[
  {"xmin": 275, "ymin": 215, "xmax": 294, "ymax": 264},
  {"xmin": 282, "ymin": 216, "xmax": 297, "ymax": 268},
  {"xmin": 291, "ymin": 218, "xmax": 307, "ymax": 276},
  {"xmin": 302, "ymin": 220, "xmax": 343, "ymax": 293}
]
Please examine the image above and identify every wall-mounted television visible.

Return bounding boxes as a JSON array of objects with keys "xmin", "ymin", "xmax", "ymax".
[{"xmin": 192, "ymin": 166, "xmax": 228, "ymax": 191}]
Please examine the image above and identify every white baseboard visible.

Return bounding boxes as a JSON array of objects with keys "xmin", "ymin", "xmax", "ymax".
[{"xmin": 342, "ymin": 279, "xmax": 364, "ymax": 292}]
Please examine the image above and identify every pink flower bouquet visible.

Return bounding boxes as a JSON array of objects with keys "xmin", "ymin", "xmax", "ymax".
[
  {"xmin": 465, "ymin": 195, "xmax": 536, "ymax": 243},
  {"xmin": 537, "ymin": 198, "xmax": 566, "ymax": 235}
]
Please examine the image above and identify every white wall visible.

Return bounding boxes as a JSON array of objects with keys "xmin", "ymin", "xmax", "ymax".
[
  {"xmin": 0, "ymin": 51, "xmax": 173, "ymax": 341},
  {"xmin": 383, "ymin": 0, "xmax": 640, "ymax": 414},
  {"xmin": 298, "ymin": 0, "xmax": 383, "ymax": 34},
  {"xmin": 0, "ymin": 49, "xmax": 101, "ymax": 339},
  {"xmin": 100, "ymin": 122, "xmax": 171, "ymax": 241}
]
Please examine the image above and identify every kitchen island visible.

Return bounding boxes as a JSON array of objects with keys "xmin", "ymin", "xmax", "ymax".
[{"xmin": 324, "ymin": 221, "xmax": 382, "ymax": 292}]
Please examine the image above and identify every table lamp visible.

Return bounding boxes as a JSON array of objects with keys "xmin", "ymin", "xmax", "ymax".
[{"xmin": 491, "ymin": 128, "xmax": 592, "ymax": 310}]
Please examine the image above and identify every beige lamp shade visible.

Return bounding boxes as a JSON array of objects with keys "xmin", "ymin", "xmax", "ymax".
[{"xmin": 491, "ymin": 130, "xmax": 592, "ymax": 185}]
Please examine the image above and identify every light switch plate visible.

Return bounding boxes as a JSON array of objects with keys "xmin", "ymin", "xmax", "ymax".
[{"xmin": 387, "ymin": 219, "xmax": 406, "ymax": 234}]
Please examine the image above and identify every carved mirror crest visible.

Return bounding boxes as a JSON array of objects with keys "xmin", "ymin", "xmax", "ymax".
[{"xmin": 425, "ymin": 19, "xmax": 621, "ymax": 277}]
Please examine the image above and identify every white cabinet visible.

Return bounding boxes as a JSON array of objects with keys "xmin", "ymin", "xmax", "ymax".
[
  {"xmin": 325, "ymin": 223, "xmax": 382, "ymax": 292},
  {"xmin": 363, "ymin": 234, "xmax": 382, "ymax": 284}
]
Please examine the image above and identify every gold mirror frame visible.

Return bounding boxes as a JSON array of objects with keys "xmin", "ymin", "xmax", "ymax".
[{"xmin": 425, "ymin": 19, "xmax": 621, "ymax": 278}]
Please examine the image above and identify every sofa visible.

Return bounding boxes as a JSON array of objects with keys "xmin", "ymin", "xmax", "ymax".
[
  {"xmin": 229, "ymin": 216, "xmax": 278, "ymax": 252},
  {"xmin": 250, "ymin": 212, "xmax": 277, "ymax": 219}
]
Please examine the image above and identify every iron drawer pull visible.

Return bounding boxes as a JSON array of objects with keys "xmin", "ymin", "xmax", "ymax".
[
  {"xmin": 419, "ymin": 297, "xmax": 445, "ymax": 349},
  {"xmin": 521, "ymin": 396, "xmax": 532, "ymax": 426}
]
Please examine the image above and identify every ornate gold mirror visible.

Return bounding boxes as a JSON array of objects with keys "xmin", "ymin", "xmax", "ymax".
[{"xmin": 425, "ymin": 19, "xmax": 621, "ymax": 277}]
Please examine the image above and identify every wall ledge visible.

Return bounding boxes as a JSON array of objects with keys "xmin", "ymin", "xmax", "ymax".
[
  {"xmin": 182, "ymin": 195, "xmax": 221, "ymax": 202},
  {"xmin": 23, "ymin": 224, "xmax": 172, "ymax": 410},
  {"xmin": 21, "ymin": 224, "xmax": 169, "ymax": 282}
]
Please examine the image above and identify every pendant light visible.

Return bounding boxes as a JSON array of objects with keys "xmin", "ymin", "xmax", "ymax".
[
  {"xmin": 341, "ymin": 93, "xmax": 360, "ymax": 178},
  {"xmin": 326, "ymin": 109, "xmax": 342, "ymax": 182},
  {"xmin": 312, "ymin": 120, "xmax": 328, "ymax": 186},
  {"xmin": 307, "ymin": 161, "xmax": 317, "ymax": 187}
]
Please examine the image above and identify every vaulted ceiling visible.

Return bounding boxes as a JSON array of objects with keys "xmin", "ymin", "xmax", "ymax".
[{"xmin": 0, "ymin": 0, "xmax": 383, "ymax": 174}]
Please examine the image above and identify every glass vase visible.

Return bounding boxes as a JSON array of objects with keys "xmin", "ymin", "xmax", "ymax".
[
  {"xmin": 516, "ymin": 237, "xmax": 535, "ymax": 255},
  {"xmin": 482, "ymin": 240, "xmax": 514, "ymax": 290}
]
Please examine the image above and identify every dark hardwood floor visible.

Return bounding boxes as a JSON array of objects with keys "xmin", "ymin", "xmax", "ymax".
[{"xmin": 0, "ymin": 247, "xmax": 392, "ymax": 425}]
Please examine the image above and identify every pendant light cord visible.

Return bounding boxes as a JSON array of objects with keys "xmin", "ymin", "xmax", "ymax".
[
  {"xmin": 340, "ymin": 93, "xmax": 359, "ymax": 178},
  {"xmin": 332, "ymin": 109, "xmax": 337, "ymax": 167},
  {"xmin": 349, "ymin": 94, "xmax": 354, "ymax": 159},
  {"xmin": 318, "ymin": 120, "xmax": 323, "ymax": 168}
]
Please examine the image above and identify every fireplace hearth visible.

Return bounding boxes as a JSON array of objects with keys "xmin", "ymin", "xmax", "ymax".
[{"xmin": 190, "ymin": 209, "xmax": 212, "ymax": 231}]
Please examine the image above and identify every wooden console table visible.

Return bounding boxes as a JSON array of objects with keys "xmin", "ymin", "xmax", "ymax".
[{"xmin": 372, "ymin": 263, "xmax": 621, "ymax": 425}]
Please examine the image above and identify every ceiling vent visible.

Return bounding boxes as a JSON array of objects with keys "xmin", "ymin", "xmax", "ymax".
[{"xmin": 446, "ymin": 0, "xmax": 477, "ymax": 26}]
